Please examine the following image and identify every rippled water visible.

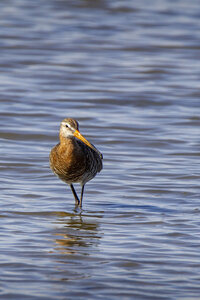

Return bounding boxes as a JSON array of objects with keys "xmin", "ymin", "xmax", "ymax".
[{"xmin": 1, "ymin": 0, "xmax": 200, "ymax": 299}]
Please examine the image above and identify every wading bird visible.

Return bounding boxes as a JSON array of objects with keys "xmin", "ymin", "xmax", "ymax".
[{"xmin": 49, "ymin": 118, "xmax": 103, "ymax": 207}]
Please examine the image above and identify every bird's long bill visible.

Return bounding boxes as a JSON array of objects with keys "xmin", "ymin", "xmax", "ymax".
[{"xmin": 74, "ymin": 130, "xmax": 103, "ymax": 159}]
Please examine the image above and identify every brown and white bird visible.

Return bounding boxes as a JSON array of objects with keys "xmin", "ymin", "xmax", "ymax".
[{"xmin": 49, "ymin": 118, "xmax": 103, "ymax": 207}]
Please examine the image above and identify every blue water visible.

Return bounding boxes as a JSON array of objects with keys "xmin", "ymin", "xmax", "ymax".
[{"xmin": 0, "ymin": 0, "xmax": 200, "ymax": 299}]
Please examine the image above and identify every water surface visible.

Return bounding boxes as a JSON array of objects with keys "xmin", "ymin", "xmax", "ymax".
[{"xmin": 0, "ymin": 0, "xmax": 200, "ymax": 299}]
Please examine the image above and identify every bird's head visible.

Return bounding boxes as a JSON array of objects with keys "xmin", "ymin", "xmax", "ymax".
[{"xmin": 60, "ymin": 118, "xmax": 103, "ymax": 159}]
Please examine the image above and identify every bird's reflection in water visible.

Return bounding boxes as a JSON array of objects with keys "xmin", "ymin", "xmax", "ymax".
[{"xmin": 53, "ymin": 210, "xmax": 103, "ymax": 255}]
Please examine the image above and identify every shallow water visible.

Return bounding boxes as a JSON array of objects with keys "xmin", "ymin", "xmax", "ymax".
[{"xmin": 1, "ymin": 0, "xmax": 200, "ymax": 299}]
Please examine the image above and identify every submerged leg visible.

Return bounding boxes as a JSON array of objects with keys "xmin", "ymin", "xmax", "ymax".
[
  {"xmin": 70, "ymin": 184, "xmax": 80, "ymax": 205},
  {"xmin": 80, "ymin": 184, "xmax": 85, "ymax": 207}
]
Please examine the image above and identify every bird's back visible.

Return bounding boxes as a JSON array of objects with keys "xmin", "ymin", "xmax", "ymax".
[{"xmin": 77, "ymin": 139, "xmax": 102, "ymax": 184}]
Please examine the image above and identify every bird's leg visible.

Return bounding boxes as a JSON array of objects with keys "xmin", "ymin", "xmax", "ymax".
[
  {"xmin": 70, "ymin": 184, "xmax": 80, "ymax": 205},
  {"xmin": 79, "ymin": 184, "xmax": 85, "ymax": 207}
]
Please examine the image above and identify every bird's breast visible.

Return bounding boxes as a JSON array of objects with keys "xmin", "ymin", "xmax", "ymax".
[
  {"xmin": 50, "ymin": 139, "xmax": 86, "ymax": 183},
  {"xmin": 50, "ymin": 137, "xmax": 102, "ymax": 185}
]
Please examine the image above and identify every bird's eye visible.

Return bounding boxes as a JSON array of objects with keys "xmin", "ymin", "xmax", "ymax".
[{"xmin": 65, "ymin": 124, "xmax": 69, "ymax": 128}]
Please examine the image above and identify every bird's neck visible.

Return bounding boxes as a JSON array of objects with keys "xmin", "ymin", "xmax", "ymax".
[
  {"xmin": 59, "ymin": 135, "xmax": 83, "ymax": 159},
  {"xmin": 59, "ymin": 135, "xmax": 80, "ymax": 151}
]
